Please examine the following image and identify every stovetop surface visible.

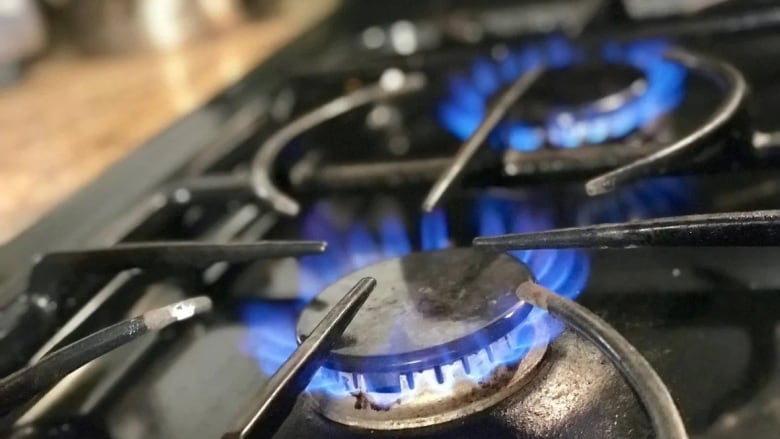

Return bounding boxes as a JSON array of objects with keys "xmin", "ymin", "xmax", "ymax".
[{"xmin": 4, "ymin": 1, "xmax": 780, "ymax": 438}]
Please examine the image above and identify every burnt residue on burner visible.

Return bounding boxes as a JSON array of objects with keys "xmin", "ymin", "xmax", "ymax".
[
  {"xmin": 333, "ymin": 334, "xmax": 359, "ymax": 350},
  {"xmin": 302, "ymin": 335, "xmax": 548, "ymax": 431},
  {"xmin": 281, "ymin": 332, "xmax": 651, "ymax": 437},
  {"xmin": 347, "ymin": 359, "xmax": 522, "ymax": 412},
  {"xmin": 351, "ymin": 391, "xmax": 401, "ymax": 411},
  {"xmin": 458, "ymin": 362, "xmax": 521, "ymax": 405},
  {"xmin": 496, "ymin": 332, "xmax": 652, "ymax": 438}
]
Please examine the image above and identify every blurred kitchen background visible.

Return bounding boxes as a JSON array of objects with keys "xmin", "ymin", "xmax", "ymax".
[{"xmin": 0, "ymin": 0, "xmax": 338, "ymax": 244}]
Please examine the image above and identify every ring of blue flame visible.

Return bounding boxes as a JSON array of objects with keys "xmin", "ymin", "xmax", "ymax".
[
  {"xmin": 437, "ymin": 38, "xmax": 687, "ymax": 151},
  {"xmin": 239, "ymin": 178, "xmax": 692, "ymax": 397}
]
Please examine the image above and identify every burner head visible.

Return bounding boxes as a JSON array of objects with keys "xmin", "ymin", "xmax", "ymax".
[
  {"xmin": 296, "ymin": 248, "xmax": 548, "ymax": 429},
  {"xmin": 297, "ymin": 248, "xmax": 533, "ymax": 377}
]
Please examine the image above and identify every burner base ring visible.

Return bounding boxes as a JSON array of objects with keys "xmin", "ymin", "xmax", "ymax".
[{"xmin": 305, "ymin": 320, "xmax": 548, "ymax": 430}]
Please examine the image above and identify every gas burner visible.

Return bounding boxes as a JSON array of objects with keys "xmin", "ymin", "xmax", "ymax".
[
  {"xmin": 437, "ymin": 38, "xmax": 687, "ymax": 150},
  {"xmin": 239, "ymin": 182, "xmax": 687, "ymax": 386},
  {"xmin": 295, "ymin": 248, "xmax": 548, "ymax": 429},
  {"xmin": 239, "ymin": 197, "xmax": 596, "ymax": 385}
]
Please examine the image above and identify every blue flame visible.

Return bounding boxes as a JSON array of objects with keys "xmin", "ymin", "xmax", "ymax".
[
  {"xmin": 298, "ymin": 202, "xmax": 348, "ymax": 301},
  {"xmin": 476, "ymin": 197, "xmax": 588, "ymax": 300},
  {"xmin": 239, "ymin": 178, "xmax": 691, "ymax": 396},
  {"xmin": 379, "ymin": 215, "xmax": 412, "ymax": 258},
  {"xmin": 239, "ymin": 301, "xmax": 300, "ymax": 376},
  {"xmin": 472, "ymin": 58, "xmax": 501, "ymax": 96},
  {"xmin": 346, "ymin": 222, "xmax": 382, "ymax": 269},
  {"xmin": 421, "ymin": 208, "xmax": 450, "ymax": 250},
  {"xmin": 467, "ymin": 196, "xmax": 589, "ymax": 378},
  {"xmin": 249, "ymin": 195, "xmax": 589, "ymax": 390},
  {"xmin": 437, "ymin": 37, "xmax": 687, "ymax": 151}
]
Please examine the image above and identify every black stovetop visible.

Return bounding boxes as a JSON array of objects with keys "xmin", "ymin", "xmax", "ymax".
[{"xmin": 4, "ymin": 1, "xmax": 780, "ymax": 438}]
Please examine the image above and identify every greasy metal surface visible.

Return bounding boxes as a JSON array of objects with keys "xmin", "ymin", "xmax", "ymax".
[
  {"xmin": 473, "ymin": 210, "xmax": 780, "ymax": 250},
  {"xmin": 501, "ymin": 142, "xmax": 663, "ymax": 178},
  {"xmin": 705, "ymin": 326, "xmax": 780, "ymax": 439},
  {"xmin": 306, "ymin": 322, "xmax": 547, "ymax": 430},
  {"xmin": 0, "ymin": 317, "xmax": 144, "ymax": 418},
  {"xmin": 275, "ymin": 331, "xmax": 653, "ymax": 438},
  {"xmin": 296, "ymin": 249, "xmax": 533, "ymax": 372},
  {"xmin": 515, "ymin": 282, "xmax": 687, "ymax": 439},
  {"xmin": 288, "ymin": 142, "xmax": 664, "ymax": 192},
  {"xmin": 0, "ymin": 241, "xmax": 325, "ymax": 378},
  {"xmin": 28, "ymin": 241, "xmax": 326, "ymax": 292},
  {"xmin": 106, "ymin": 326, "xmax": 267, "ymax": 439},
  {"xmin": 16, "ymin": 283, "xmax": 185, "ymax": 426},
  {"xmin": 0, "ymin": 296, "xmax": 212, "ymax": 416}
]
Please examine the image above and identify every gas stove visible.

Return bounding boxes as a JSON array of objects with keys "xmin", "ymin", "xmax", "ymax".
[{"xmin": 3, "ymin": 1, "xmax": 780, "ymax": 438}]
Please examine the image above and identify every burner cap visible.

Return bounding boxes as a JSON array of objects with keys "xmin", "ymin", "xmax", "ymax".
[
  {"xmin": 297, "ymin": 249, "xmax": 548, "ymax": 430},
  {"xmin": 297, "ymin": 248, "xmax": 533, "ymax": 377}
]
